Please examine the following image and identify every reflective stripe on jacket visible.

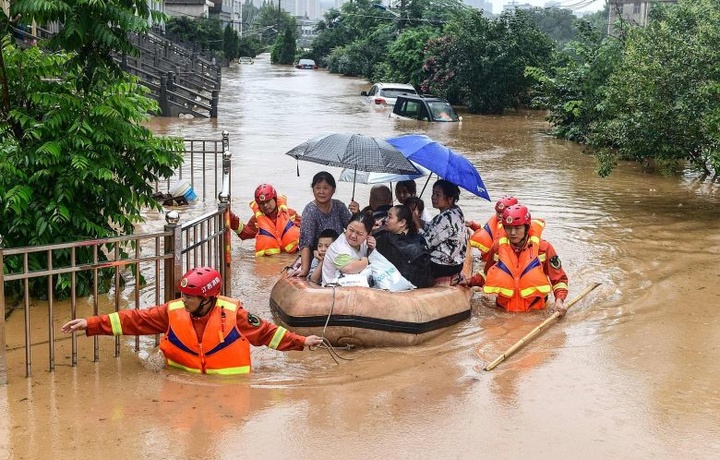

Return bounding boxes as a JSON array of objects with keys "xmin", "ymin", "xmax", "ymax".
[
  {"xmin": 483, "ymin": 235, "xmax": 553, "ymax": 312},
  {"xmin": 159, "ymin": 297, "xmax": 252, "ymax": 374},
  {"xmin": 469, "ymin": 215, "xmax": 500, "ymax": 256},
  {"xmin": 251, "ymin": 195, "xmax": 300, "ymax": 256}
]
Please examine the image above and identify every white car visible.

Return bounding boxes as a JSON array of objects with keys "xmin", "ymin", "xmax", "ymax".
[{"xmin": 361, "ymin": 82, "xmax": 417, "ymax": 106}]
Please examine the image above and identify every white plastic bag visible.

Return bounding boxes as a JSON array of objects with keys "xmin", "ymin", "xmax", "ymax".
[
  {"xmin": 334, "ymin": 266, "xmax": 373, "ymax": 287},
  {"xmin": 368, "ymin": 251, "xmax": 416, "ymax": 292}
]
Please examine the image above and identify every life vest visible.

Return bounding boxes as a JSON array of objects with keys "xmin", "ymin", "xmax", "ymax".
[
  {"xmin": 159, "ymin": 296, "xmax": 252, "ymax": 374},
  {"xmin": 469, "ymin": 215, "xmax": 500, "ymax": 255},
  {"xmin": 250, "ymin": 195, "xmax": 299, "ymax": 256},
  {"xmin": 482, "ymin": 234, "xmax": 553, "ymax": 312},
  {"xmin": 470, "ymin": 217, "xmax": 546, "ymax": 260}
]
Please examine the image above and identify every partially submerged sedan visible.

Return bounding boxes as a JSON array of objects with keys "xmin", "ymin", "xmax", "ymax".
[
  {"xmin": 361, "ymin": 82, "xmax": 417, "ymax": 106},
  {"xmin": 390, "ymin": 94, "xmax": 461, "ymax": 122},
  {"xmin": 295, "ymin": 58, "xmax": 317, "ymax": 69}
]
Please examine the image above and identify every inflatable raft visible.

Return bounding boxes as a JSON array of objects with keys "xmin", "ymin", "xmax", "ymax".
[{"xmin": 269, "ymin": 257, "xmax": 473, "ymax": 347}]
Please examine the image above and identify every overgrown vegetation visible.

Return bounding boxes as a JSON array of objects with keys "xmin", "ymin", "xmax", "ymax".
[
  {"xmin": 1, "ymin": 1, "xmax": 185, "ymax": 298},
  {"xmin": 527, "ymin": 0, "xmax": 720, "ymax": 177}
]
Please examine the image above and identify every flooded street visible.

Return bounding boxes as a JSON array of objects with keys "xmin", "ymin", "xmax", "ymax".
[{"xmin": 2, "ymin": 54, "xmax": 719, "ymax": 459}]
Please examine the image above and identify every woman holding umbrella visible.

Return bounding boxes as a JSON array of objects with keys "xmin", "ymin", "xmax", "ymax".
[
  {"xmin": 422, "ymin": 180, "xmax": 467, "ymax": 280},
  {"xmin": 287, "ymin": 171, "xmax": 356, "ymax": 278}
]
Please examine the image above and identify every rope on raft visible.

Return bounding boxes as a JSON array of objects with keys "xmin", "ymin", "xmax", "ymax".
[{"xmin": 309, "ymin": 284, "xmax": 355, "ymax": 364}]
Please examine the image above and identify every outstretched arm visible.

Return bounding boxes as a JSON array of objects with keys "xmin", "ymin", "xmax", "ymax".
[{"xmin": 61, "ymin": 318, "xmax": 88, "ymax": 333}]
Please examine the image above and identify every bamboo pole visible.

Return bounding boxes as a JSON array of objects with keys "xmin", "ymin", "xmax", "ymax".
[{"xmin": 483, "ymin": 282, "xmax": 602, "ymax": 371}]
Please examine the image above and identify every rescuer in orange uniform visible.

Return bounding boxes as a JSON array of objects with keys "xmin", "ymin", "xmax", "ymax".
[
  {"xmin": 463, "ymin": 205, "xmax": 569, "ymax": 316},
  {"xmin": 61, "ymin": 267, "xmax": 323, "ymax": 374},
  {"xmin": 230, "ymin": 184, "xmax": 301, "ymax": 256},
  {"xmin": 467, "ymin": 195, "xmax": 545, "ymax": 262}
]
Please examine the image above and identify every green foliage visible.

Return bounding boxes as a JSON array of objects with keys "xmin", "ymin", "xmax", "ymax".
[
  {"xmin": 224, "ymin": 25, "xmax": 240, "ymax": 61},
  {"xmin": 582, "ymin": 4, "xmax": 610, "ymax": 38},
  {"xmin": 589, "ymin": 0, "xmax": 720, "ymax": 176},
  {"xmin": 166, "ymin": 17, "xmax": 224, "ymax": 52},
  {"xmin": 251, "ymin": 4, "xmax": 296, "ymax": 46},
  {"xmin": 1, "ymin": 1, "xmax": 185, "ymax": 298},
  {"xmin": 526, "ymin": 20, "xmax": 622, "ymax": 143},
  {"xmin": 238, "ymin": 36, "xmax": 263, "ymax": 58},
  {"xmin": 372, "ymin": 26, "xmax": 441, "ymax": 87},
  {"xmin": 271, "ymin": 25, "xmax": 297, "ymax": 65},
  {"xmin": 326, "ymin": 25, "xmax": 395, "ymax": 77},
  {"xmin": 524, "ymin": 7, "xmax": 578, "ymax": 44},
  {"xmin": 424, "ymin": 9, "xmax": 554, "ymax": 113}
]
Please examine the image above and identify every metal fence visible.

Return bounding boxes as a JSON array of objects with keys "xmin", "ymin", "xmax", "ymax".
[{"xmin": 0, "ymin": 136, "xmax": 233, "ymax": 383}]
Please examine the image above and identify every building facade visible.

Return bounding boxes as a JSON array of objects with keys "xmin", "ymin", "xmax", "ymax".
[{"xmin": 608, "ymin": 0, "xmax": 677, "ymax": 30}]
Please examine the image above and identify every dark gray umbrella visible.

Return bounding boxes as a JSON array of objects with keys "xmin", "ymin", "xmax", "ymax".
[{"xmin": 285, "ymin": 133, "xmax": 421, "ymax": 200}]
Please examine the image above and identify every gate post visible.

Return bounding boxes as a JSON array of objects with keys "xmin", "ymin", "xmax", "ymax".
[
  {"xmin": 159, "ymin": 73, "xmax": 170, "ymax": 117},
  {"xmin": 219, "ymin": 146, "xmax": 232, "ymax": 296},
  {"xmin": 163, "ymin": 211, "xmax": 183, "ymax": 304}
]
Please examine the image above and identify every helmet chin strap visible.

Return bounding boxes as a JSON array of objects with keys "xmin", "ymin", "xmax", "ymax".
[{"xmin": 191, "ymin": 297, "xmax": 215, "ymax": 318}]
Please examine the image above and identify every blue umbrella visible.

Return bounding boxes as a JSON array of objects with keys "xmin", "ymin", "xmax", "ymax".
[{"xmin": 386, "ymin": 134, "xmax": 491, "ymax": 201}]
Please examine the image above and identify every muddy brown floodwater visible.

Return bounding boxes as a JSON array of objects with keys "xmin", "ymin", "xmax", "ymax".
[{"xmin": 2, "ymin": 54, "xmax": 719, "ymax": 459}]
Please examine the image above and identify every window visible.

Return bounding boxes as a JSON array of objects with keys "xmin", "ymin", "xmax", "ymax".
[{"xmin": 633, "ymin": 2, "xmax": 641, "ymax": 14}]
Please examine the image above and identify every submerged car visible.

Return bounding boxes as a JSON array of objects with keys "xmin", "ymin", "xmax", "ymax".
[
  {"xmin": 390, "ymin": 94, "xmax": 461, "ymax": 122},
  {"xmin": 238, "ymin": 56, "xmax": 254, "ymax": 64},
  {"xmin": 295, "ymin": 58, "xmax": 317, "ymax": 69},
  {"xmin": 361, "ymin": 82, "xmax": 417, "ymax": 106}
]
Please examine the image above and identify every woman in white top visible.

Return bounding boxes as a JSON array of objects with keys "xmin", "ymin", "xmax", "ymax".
[{"xmin": 322, "ymin": 212, "xmax": 376, "ymax": 286}]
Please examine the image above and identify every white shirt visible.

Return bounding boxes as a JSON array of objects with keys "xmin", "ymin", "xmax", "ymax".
[{"xmin": 321, "ymin": 234, "xmax": 369, "ymax": 286}]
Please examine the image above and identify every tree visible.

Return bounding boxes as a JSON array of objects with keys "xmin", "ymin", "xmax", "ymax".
[
  {"xmin": 326, "ymin": 24, "xmax": 396, "ymax": 77},
  {"xmin": 251, "ymin": 4, "xmax": 295, "ymax": 47},
  {"xmin": 525, "ymin": 20, "xmax": 622, "ymax": 144},
  {"xmin": 590, "ymin": 0, "xmax": 720, "ymax": 176},
  {"xmin": 424, "ymin": 9, "xmax": 554, "ymax": 113},
  {"xmin": 524, "ymin": 7, "xmax": 577, "ymax": 44},
  {"xmin": 372, "ymin": 26, "xmax": 442, "ymax": 87},
  {"xmin": 224, "ymin": 24, "xmax": 240, "ymax": 61},
  {"xmin": 271, "ymin": 25, "xmax": 297, "ymax": 65},
  {"xmin": 1, "ymin": 1, "xmax": 184, "ymax": 297},
  {"xmin": 166, "ymin": 17, "xmax": 224, "ymax": 52}
]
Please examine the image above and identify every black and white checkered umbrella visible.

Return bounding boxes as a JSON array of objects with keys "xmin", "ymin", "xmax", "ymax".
[{"xmin": 285, "ymin": 133, "xmax": 420, "ymax": 176}]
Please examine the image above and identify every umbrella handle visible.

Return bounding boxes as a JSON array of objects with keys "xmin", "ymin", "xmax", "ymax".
[
  {"xmin": 419, "ymin": 173, "xmax": 433, "ymax": 198},
  {"xmin": 351, "ymin": 167, "xmax": 357, "ymax": 202}
]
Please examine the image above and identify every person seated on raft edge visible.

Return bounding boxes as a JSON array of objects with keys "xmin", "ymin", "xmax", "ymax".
[
  {"xmin": 229, "ymin": 183, "xmax": 301, "ymax": 256},
  {"xmin": 287, "ymin": 171, "xmax": 357, "ymax": 278},
  {"xmin": 375, "ymin": 204, "xmax": 434, "ymax": 289},
  {"xmin": 421, "ymin": 179, "xmax": 467, "ymax": 284},
  {"xmin": 308, "ymin": 229, "xmax": 339, "ymax": 285},
  {"xmin": 460, "ymin": 204, "xmax": 569, "ymax": 317},
  {"xmin": 395, "ymin": 180, "xmax": 433, "ymax": 223},
  {"xmin": 321, "ymin": 211, "xmax": 376, "ymax": 286},
  {"xmin": 61, "ymin": 267, "xmax": 323, "ymax": 374},
  {"xmin": 358, "ymin": 184, "xmax": 393, "ymax": 234}
]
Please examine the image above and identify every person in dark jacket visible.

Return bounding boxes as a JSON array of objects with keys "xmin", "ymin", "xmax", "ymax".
[{"xmin": 374, "ymin": 205, "xmax": 434, "ymax": 288}]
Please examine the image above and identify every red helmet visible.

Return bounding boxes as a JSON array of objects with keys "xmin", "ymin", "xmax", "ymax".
[
  {"xmin": 254, "ymin": 184, "xmax": 277, "ymax": 203},
  {"xmin": 495, "ymin": 195, "xmax": 518, "ymax": 214},
  {"xmin": 502, "ymin": 204, "xmax": 531, "ymax": 227},
  {"xmin": 178, "ymin": 267, "xmax": 222, "ymax": 298}
]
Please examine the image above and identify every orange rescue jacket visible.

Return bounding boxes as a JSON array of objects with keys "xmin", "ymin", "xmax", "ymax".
[
  {"xmin": 483, "ymin": 234, "xmax": 554, "ymax": 312},
  {"xmin": 159, "ymin": 297, "xmax": 252, "ymax": 374},
  {"xmin": 251, "ymin": 195, "xmax": 300, "ymax": 256}
]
